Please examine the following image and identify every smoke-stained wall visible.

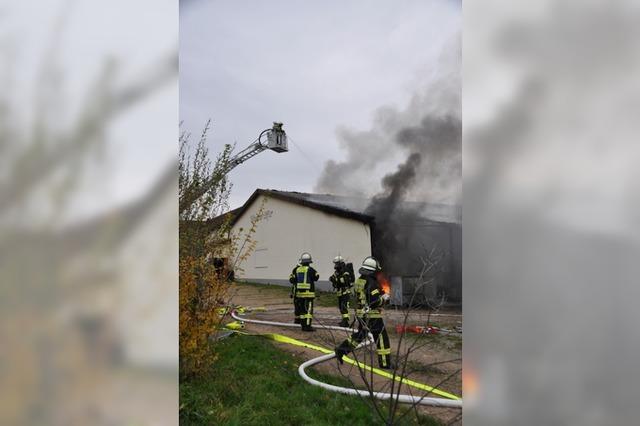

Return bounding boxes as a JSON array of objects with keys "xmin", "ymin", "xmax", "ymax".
[{"xmin": 372, "ymin": 214, "xmax": 461, "ymax": 305}]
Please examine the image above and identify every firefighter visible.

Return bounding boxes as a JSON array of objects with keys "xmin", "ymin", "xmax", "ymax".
[
  {"xmin": 289, "ymin": 252, "xmax": 319, "ymax": 332},
  {"xmin": 334, "ymin": 256, "xmax": 392, "ymax": 369},
  {"xmin": 329, "ymin": 255, "xmax": 354, "ymax": 327},
  {"xmin": 289, "ymin": 261, "xmax": 301, "ymax": 324}
]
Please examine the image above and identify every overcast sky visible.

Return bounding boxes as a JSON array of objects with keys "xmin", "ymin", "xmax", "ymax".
[
  {"xmin": 180, "ymin": 0, "xmax": 461, "ymax": 209},
  {"xmin": 5, "ymin": 0, "xmax": 177, "ymax": 221}
]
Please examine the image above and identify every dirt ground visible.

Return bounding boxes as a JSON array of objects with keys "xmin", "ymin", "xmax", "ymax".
[{"xmin": 225, "ymin": 282, "xmax": 462, "ymax": 425}]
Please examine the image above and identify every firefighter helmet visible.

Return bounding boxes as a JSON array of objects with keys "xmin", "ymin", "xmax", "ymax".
[
  {"xmin": 333, "ymin": 255, "xmax": 345, "ymax": 264},
  {"xmin": 300, "ymin": 252, "xmax": 313, "ymax": 264},
  {"xmin": 361, "ymin": 256, "xmax": 381, "ymax": 271}
]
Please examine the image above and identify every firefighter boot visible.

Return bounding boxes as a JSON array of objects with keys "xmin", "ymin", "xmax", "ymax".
[
  {"xmin": 334, "ymin": 340, "xmax": 352, "ymax": 364},
  {"xmin": 378, "ymin": 356, "xmax": 396, "ymax": 370}
]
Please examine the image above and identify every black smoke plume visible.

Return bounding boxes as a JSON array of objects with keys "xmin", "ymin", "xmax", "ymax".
[
  {"xmin": 366, "ymin": 114, "xmax": 461, "ymax": 274},
  {"xmin": 315, "ymin": 34, "xmax": 461, "ymax": 281}
]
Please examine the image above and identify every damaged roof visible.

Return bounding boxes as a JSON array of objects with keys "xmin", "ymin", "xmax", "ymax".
[
  {"xmin": 229, "ymin": 189, "xmax": 375, "ymax": 225},
  {"xmin": 223, "ymin": 188, "xmax": 461, "ymax": 226},
  {"xmin": 279, "ymin": 191, "xmax": 461, "ymax": 224}
]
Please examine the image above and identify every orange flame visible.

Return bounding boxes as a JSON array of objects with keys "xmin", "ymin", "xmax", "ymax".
[{"xmin": 376, "ymin": 272, "xmax": 391, "ymax": 295}]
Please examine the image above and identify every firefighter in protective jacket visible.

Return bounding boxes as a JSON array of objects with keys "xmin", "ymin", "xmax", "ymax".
[
  {"xmin": 289, "ymin": 252, "xmax": 319, "ymax": 332},
  {"xmin": 329, "ymin": 255, "xmax": 354, "ymax": 327},
  {"xmin": 334, "ymin": 256, "xmax": 392, "ymax": 368}
]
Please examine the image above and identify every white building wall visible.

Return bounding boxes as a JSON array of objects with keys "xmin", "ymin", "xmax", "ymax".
[{"xmin": 231, "ymin": 194, "xmax": 372, "ymax": 290}]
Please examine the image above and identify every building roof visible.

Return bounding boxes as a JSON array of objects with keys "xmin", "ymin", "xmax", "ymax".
[
  {"xmin": 229, "ymin": 189, "xmax": 375, "ymax": 225},
  {"xmin": 223, "ymin": 188, "xmax": 461, "ymax": 227},
  {"xmin": 278, "ymin": 191, "xmax": 461, "ymax": 224}
]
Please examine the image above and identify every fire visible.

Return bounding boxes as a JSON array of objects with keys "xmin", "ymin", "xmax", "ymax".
[{"xmin": 376, "ymin": 272, "xmax": 391, "ymax": 295}]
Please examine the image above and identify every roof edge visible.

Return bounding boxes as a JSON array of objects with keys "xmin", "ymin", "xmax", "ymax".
[{"xmin": 230, "ymin": 189, "xmax": 375, "ymax": 226}]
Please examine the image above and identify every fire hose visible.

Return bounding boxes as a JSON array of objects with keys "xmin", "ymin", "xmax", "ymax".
[{"xmin": 230, "ymin": 309, "xmax": 462, "ymax": 409}]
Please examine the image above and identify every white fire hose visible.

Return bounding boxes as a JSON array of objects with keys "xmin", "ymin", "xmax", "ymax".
[{"xmin": 230, "ymin": 309, "xmax": 462, "ymax": 409}]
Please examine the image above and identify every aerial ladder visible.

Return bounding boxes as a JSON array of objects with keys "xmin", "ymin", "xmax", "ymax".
[
  {"xmin": 224, "ymin": 122, "xmax": 288, "ymax": 173},
  {"xmin": 180, "ymin": 122, "xmax": 288, "ymax": 214}
]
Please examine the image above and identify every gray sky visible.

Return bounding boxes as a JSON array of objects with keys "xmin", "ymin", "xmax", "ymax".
[
  {"xmin": 5, "ymin": 0, "xmax": 177, "ymax": 222},
  {"xmin": 180, "ymin": 0, "xmax": 461, "ymax": 209}
]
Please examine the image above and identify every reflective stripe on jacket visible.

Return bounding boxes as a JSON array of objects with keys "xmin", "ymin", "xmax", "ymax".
[
  {"xmin": 331, "ymin": 270, "xmax": 353, "ymax": 295},
  {"xmin": 354, "ymin": 275, "xmax": 383, "ymax": 318},
  {"xmin": 291, "ymin": 264, "xmax": 318, "ymax": 298}
]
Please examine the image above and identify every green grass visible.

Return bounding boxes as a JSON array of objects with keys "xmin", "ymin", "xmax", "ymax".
[
  {"xmin": 236, "ymin": 280, "xmax": 292, "ymax": 296},
  {"xmin": 180, "ymin": 334, "xmax": 441, "ymax": 426},
  {"xmin": 313, "ymin": 290, "xmax": 342, "ymax": 307},
  {"xmin": 236, "ymin": 280, "xmax": 343, "ymax": 309}
]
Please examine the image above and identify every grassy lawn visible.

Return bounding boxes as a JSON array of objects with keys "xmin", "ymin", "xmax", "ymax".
[
  {"xmin": 313, "ymin": 289, "xmax": 340, "ymax": 307},
  {"xmin": 236, "ymin": 280, "xmax": 343, "ymax": 309},
  {"xmin": 236, "ymin": 280, "xmax": 292, "ymax": 296},
  {"xmin": 180, "ymin": 334, "xmax": 441, "ymax": 425}
]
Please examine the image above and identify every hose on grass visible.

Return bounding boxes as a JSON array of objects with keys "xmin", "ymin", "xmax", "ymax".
[{"xmin": 230, "ymin": 309, "xmax": 462, "ymax": 409}]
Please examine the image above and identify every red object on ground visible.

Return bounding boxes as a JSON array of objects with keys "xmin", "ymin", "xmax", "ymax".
[{"xmin": 395, "ymin": 325, "xmax": 440, "ymax": 335}]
